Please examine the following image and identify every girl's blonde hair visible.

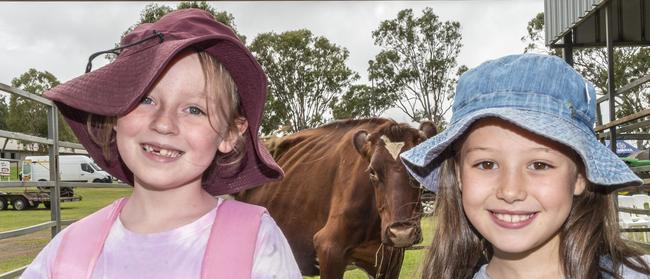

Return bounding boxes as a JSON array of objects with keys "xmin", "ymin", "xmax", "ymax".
[
  {"xmin": 421, "ymin": 152, "xmax": 650, "ymax": 279},
  {"xmin": 86, "ymin": 49, "xmax": 247, "ymax": 178}
]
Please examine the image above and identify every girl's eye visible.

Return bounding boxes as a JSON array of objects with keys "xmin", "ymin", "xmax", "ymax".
[
  {"xmin": 140, "ymin": 97, "xmax": 154, "ymax": 105},
  {"xmin": 474, "ymin": 161, "xmax": 497, "ymax": 170},
  {"xmin": 529, "ymin": 162, "xmax": 553, "ymax": 170},
  {"xmin": 187, "ymin": 106, "xmax": 205, "ymax": 116}
]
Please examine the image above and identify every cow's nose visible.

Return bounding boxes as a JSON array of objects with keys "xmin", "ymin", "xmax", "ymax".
[{"xmin": 386, "ymin": 223, "xmax": 421, "ymax": 248}]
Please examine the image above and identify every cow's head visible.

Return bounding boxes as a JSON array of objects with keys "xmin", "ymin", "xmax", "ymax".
[{"xmin": 353, "ymin": 121, "xmax": 436, "ymax": 247}]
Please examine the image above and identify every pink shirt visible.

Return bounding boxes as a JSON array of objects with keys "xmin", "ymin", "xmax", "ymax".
[{"xmin": 22, "ymin": 198, "xmax": 301, "ymax": 279}]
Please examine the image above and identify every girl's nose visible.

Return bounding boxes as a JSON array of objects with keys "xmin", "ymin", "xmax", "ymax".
[
  {"xmin": 149, "ymin": 108, "xmax": 179, "ymax": 135},
  {"xmin": 495, "ymin": 170, "xmax": 527, "ymax": 203}
]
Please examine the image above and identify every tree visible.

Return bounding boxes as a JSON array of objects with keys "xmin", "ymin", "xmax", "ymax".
[
  {"xmin": 250, "ymin": 29, "xmax": 358, "ymax": 133},
  {"xmin": 6, "ymin": 69, "xmax": 76, "ymax": 152},
  {"xmin": 521, "ymin": 13, "xmax": 561, "ymax": 56},
  {"xmin": 331, "ymin": 84, "xmax": 396, "ymax": 119},
  {"xmin": 106, "ymin": 1, "xmax": 243, "ymax": 62},
  {"xmin": 0, "ymin": 96, "xmax": 8, "ymax": 131},
  {"xmin": 368, "ymin": 8, "xmax": 465, "ymax": 124},
  {"xmin": 523, "ymin": 12, "xmax": 650, "ymax": 149}
]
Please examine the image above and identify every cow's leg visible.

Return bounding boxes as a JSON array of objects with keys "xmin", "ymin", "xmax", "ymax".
[{"xmin": 313, "ymin": 230, "xmax": 348, "ymax": 279}]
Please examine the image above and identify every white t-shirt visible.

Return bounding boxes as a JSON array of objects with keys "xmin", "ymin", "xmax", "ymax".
[
  {"xmin": 21, "ymin": 198, "xmax": 302, "ymax": 279},
  {"xmin": 472, "ymin": 255, "xmax": 650, "ymax": 279}
]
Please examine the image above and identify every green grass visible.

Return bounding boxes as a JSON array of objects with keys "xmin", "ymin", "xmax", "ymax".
[
  {"xmin": 1, "ymin": 188, "xmax": 434, "ymax": 278},
  {"xmin": 0, "ymin": 187, "xmax": 131, "ymax": 275},
  {"xmin": 10, "ymin": 165, "xmax": 18, "ymax": 181},
  {"xmin": 0, "ymin": 254, "xmax": 39, "ymax": 274},
  {"xmin": 0, "ymin": 187, "xmax": 132, "ymax": 231}
]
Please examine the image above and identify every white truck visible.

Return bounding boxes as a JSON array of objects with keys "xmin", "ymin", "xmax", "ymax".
[{"xmin": 22, "ymin": 155, "xmax": 113, "ymax": 183}]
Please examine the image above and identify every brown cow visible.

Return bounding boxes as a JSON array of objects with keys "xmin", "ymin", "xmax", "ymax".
[{"xmin": 236, "ymin": 118, "xmax": 436, "ymax": 278}]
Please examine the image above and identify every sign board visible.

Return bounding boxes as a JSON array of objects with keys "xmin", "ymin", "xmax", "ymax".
[
  {"xmin": 605, "ymin": 140, "xmax": 639, "ymax": 157},
  {"xmin": 0, "ymin": 160, "xmax": 9, "ymax": 176}
]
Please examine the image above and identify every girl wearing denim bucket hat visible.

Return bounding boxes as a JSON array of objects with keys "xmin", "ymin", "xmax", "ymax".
[
  {"xmin": 400, "ymin": 54, "xmax": 650, "ymax": 279},
  {"xmin": 22, "ymin": 9, "xmax": 301, "ymax": 278}
]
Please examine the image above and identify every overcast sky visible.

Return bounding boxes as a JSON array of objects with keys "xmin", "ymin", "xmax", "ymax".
[{"xmin": 0, "ymin": 1, "xmax": 544, "ymax": 123}]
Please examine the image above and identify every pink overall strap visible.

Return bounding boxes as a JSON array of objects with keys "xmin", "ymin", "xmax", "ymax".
[
  {"xmin": 52, "ymin": 197, "xmax": 128, "ymax": 279},
  {"xmin": 201, "ymin": 199, "xmax": 267, "ymax": 279}
]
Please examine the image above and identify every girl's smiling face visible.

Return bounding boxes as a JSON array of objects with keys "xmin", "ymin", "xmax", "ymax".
[
  {"xmin": 115, "ymin": 52, "xmax": 229, "ymax": 191},
  {"xmin": 457, "ymin": 118, "xmax": 586, "ymax": 258}
]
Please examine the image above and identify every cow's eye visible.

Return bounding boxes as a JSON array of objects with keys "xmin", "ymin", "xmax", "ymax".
[
  {"xmin": 408, "ymin": 176, "xmax": 420, "ymax": 188},
  {"xmin": 368, "ymin": 168, "xmax": 379, "ymax": 182}
]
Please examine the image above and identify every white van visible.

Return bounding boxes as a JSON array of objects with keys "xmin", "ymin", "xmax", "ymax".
[{"xmin": 22, "ymin": 155, "xmax": 112, "ymax": 183}]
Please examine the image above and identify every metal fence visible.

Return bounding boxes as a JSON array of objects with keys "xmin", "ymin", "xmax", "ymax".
[
  {"xmin": 594, "ymin": 71, "xmax": 650, "ymax": 188},
  {"xmin": 592, "ymin": 66, "xmax": 650, "ymax": 249},
  {"xmin": 0, "ymin": 82, "xmax": 129, "ymax": 279}
]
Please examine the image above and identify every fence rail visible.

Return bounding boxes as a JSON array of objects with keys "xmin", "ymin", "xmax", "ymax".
[
  {"xmin": 0, "ymin": 220, "xmax": 77, "ymax": 241},
  {"xmin": 0, "ymin": 82, "xmax": 132, "ymax": 279},
  {"xmin": 0, "ymin": 268, "xmax": 25, "ymax": 279},
  {"xmin": 0, "ymin": 181, "xmax": 131, "ymax": 188}
]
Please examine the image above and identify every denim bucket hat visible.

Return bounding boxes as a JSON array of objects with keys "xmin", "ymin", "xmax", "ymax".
[{"xmin": 400, "ymin": 53, "xmax": 643, "ymax": 191}]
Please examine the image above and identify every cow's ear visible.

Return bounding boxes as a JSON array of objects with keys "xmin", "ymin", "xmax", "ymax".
[
  {"xmin": 353, "ymin": 130, "xmax": 369, "ymax": 156},
  {"xmin": 419, "ymin": 121, "xmax": 437, "ymax": 139}
]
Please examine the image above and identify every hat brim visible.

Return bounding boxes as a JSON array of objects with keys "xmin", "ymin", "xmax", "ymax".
[
  {"xmin": 46, "ymin": 34, "xmax": 284, "ymax": 195},
  {"xmin": 401, "ymin": 107, "xmax": 643, "ymax": 192}
]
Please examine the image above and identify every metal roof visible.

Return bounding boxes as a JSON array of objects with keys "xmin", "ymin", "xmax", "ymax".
[{"xmin": 546, "ymin": 0, "xmax": 650, "ymax": 48}]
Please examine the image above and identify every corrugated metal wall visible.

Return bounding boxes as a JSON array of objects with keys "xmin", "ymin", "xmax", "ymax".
[
  {"xmin": 545, "ymin": 0, "xmax": 606, "ymax": 46},
  {"xmin": 546, "ymin": 0, "xmax": 650, "ymax": 48}
]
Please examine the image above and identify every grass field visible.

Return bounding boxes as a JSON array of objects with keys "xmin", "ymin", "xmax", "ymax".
[
  {"xmin": 0, "ymin": 187, "xmax": 132, "ymax": 275},
  {"xmin": 0, "ymin": 187, "xmax": 433, "ymax": 278}
]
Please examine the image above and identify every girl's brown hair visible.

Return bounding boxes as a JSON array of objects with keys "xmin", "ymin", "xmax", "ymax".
[
  {"xmin": 196, "ymin": 50, "xmax": 247, "ymax": 178},
  {"xmin": 421, "ymin": 153, "xmax": 650, "ymax": 279},
  {"xmin": 86, "ymin": 49, "xmax": 247, "ymax": 178}
]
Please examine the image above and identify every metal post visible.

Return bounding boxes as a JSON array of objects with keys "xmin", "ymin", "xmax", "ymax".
[
  {"xmin": 47, "ymin": 106, "xmax": 61, "ymax": 237},
  {"xmin": 1, "ymin": 137, "xmax": 7, "ymax": 153},
  {"xmin": 562, "ymin": 31, "xmax": 574, "ymax": 66},
  {"xmin": 605, "ymin": 3, "xmax": 617, "ymax": 154},
  {"xmin": 604, "ymin": 2, "xmax": 621, "ymax": 218}
]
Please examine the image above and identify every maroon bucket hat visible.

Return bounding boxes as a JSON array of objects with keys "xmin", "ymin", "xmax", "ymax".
[{"xmin": 43, "ymin": 8, "xmax": 284, "ymax": 195}]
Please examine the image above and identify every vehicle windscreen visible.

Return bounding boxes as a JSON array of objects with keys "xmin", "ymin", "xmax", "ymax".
[{"xmin": 90, "ymin": 162, "xmax": 101, "ymax": 171}]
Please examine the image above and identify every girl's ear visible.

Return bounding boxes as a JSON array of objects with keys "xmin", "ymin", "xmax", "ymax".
[
  {"xmin": 218, "ymin": 117, "xmax": 248, "ymax": 153},
  {"xmin": 573, "ymin": 172, "xmax": 587, "ymax": 195}
]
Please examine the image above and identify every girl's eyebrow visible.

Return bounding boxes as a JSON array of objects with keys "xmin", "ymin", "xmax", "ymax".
[
  {"xmin": 184, "ymin": 89, "xmax": 208, "ymax": 98},
  {"xmin": 464, "ymin": 146, "xmax": 554, "ymax": 153},
  {"xmin": 180, "ymin": 91, "xmax": 209, "ymax": 102},
  {"xmin": 463, "ymin": 146, "xmax": 493, "ymax": 153}
]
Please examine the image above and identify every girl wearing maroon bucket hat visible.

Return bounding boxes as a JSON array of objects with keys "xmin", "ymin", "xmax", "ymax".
[{"xmin": 22, "ymin": 9, "xmax": 300, "ymax": 278}]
